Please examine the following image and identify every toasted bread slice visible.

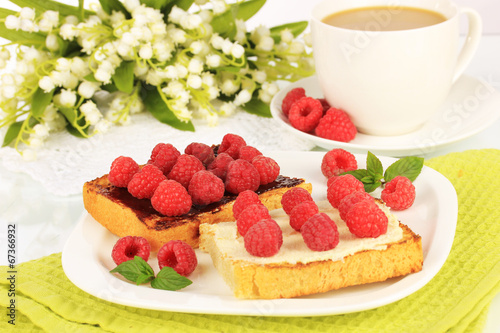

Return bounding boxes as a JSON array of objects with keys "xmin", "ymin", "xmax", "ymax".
[
  {"xmin": 83, "ymin": 174, "xmax": 312, "ymax": 251},
  {"xmin": 199, "ymin": 201, "xmax": 423, "ymax": 299}
]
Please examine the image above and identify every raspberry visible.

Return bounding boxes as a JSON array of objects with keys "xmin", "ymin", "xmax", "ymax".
[
  {"xmin": 127, "ymin": 164, "xmax": 167, "ymax": 199},
  {"xmin": 233, "ymin": 190, "xmax": 260, "ymax": 220},
  {"xmin": 111, "ymin": 236, "xmax": 151, "ymax": 265},
  {"xmin": 281, "ymin": 187, "xmax": 313, "ymax": 215},
  {"xmin": 225, "ymin": 159, "xmax": 260, "ymax": 194},
  {"xmin": 381, "ymin": 176, "xmax": 416, "ymax": 210},
  {"xmin": 188, "ymin": 170, "xmax": 225, "ymax": 206},
  {"xmin": 289, "ymin": 201, "xmax": 319, "ymax": 231},
  {"xmin": 345, "ymin": 200, "xmax": 388, "ymax": 238},
  {"xmin": 315, "ymin": 108, "xmax": 357, "ymax": 142},
  {"xmin": 244, "ymin": 219, "xmax": 283, "ymax": 257},
  {"xmin": 151, "ymin": 180, "xmax": 192, "ymax": 216},
  {"xmin": 317, "ymin": 98, "xmax": 331, "ymax": 114},
  {"xmin": 185, "ymin": 142, "xmax": 215, "ymax": 166},
  {"xmin": 338, "ymin": 191, "xmax": 373, "ymax": 221},
  {"xmin": 321, "ymin": 149, "xmax": 358, "ymax": 178},
  {"xmin": 301, "ymin": 213, "xmax": 339, "ymax": 251},
  {"xmin": 157, "ymin": 240, "xmax": 197, "ymax": 276},
  {"xmin": 251, "ymin": 155, "xmax": 280, "ymax": 185},
  {"xmin": 148, "ymin": 143, "xmax": 180, "ymax": 175},
  {"xmin": 236, "ymin": 203, "xmax": 272, "ymax": 236},
  {"xmin": 288, "ymin": 97, "xmax": 323, "ymax": 133},
  {"xmin": 207, "ymin": 152, "xmax": 234, "ymax": 181},
  {"xmin": 218, "ymin": 133, "xmax": 246, "ymax": 159},
  {"xmin": 238, "ymin": 145, "xmax": 262, "ymax": 162},
  {"xmin": 168, "ymin": 154, "xmax": 205, "ymax": 188},
  {"xmin": 327, "ymin": 174, "xmax": 364, "ymax": 208},
  {"xmin": 281, "ymin": 87, "xmax": 306, "ymax": 116},
  {"xmin": 108, "ymin": 156, "xmax": 140, "ymax": 187}
]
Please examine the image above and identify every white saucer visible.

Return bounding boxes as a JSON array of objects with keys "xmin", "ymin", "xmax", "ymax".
[{"xmin": 270, "ymin": 75, "xmax": 500, "ymax": 156}]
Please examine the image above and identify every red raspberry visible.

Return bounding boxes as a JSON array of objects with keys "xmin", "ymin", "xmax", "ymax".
[
  {"xmin": 148, "ymin": 143, "xmax": 180, "ymax": 175},
  {"xmin": 345, "ymin": 200, "xmax": 388, "ymax": 238},
  {"xmin": 288, "ymin": 97, "xmax": 323, "ymax": 133},
  {"xmin": 238, "ymin": 145, "xmax": 262, "ymax": 162},
  {"xmin": 327, "ymin": 174, "xmax": 364, "ymax": 208},
  {"xmin": 233, "ymin": 190, "xmax": 261, "ymax": 220},
  {"xmin": 315, "ymin": 108, "xmax": 357, "ymax": 142},
  {"xmin": 244, "ymin": 219, "xmax": 283, "ymax": 257},
  {"xmin": 381, "ymin": 176, "xmax": 416, "ymax": 210},
  {"xmin": 281, "ymin": 187, "xmax": 313, "ymax": 215},
  {"xmin": 317, "ymin": 98, "xmax": 331, "ymax": 114},
  {"xmin": 151, "ymin": 180, "xmax": 192, "ymax": 216},
  {"xmin": 251, "ymin": 155, "xmax": 280, "ymax": 185},
  {"xmin": 188, "ymin": 170, "xmax": 225, "ymax": 206},
  {"xmin": 127, "ymin": 164, "xmax": 167, "ymax": 199},
  {"xmin": 218, "ymin": 133, "xmax": 246, "ymax": 159},
  {"xmin": 321, "ymin": 149, "xmax": 358, "ymax": 178},
  {"xmin": 185, "ymin": 142, "xmax": 215, "ymax": 166},
  {"xmin": 281, "ymin": 87, "xmax": 306, "ymax": 116},
  {"xmin": 168, "ymin": 154, "xmax": 205, "ymax": 188},
  {"xmin": 301, "ymin": 213, "xmax": 339, "ymax": 251},
  {"xmin": 225, "ymin": 159, "xmax": 260, "ymax": 194},
  {"xmin": 108, "ymin": 156, "xmax": 140, "ymax": 187},
  {"xmin": 338, "ymin": 191, "xmax": 373, "ymax": 221},
  {"xmin": 207, "ymin": 152, "xmax": 233, "ymax": 181},
  {"xmin": 157, "ymin": 240, "xmax": 197, "ymax": 276},
  {"xmin": 111, "ymin": 236, "xmax": 151, "ymax": 265},
  {"xmin": 236, "ymin": 203, "xmax": 271, "ymax": 236},
  {"xmin": 289, "ymin": 201, "xmax": 319, "ymax": 231}
]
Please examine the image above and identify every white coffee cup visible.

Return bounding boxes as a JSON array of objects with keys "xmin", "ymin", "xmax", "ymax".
[{"xmin": 311, "ymin": 0, "xmax": 482, "ymax": 136}]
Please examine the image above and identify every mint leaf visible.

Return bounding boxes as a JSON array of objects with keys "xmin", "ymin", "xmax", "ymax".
[
  {"xmin": 110, "ymin": 256, "xmax": 155, "ymax": 285},
  {"xmin": 384, "ymin": 156, "xmax": 424, "ymax": 183},
  {"xmin": 366, "ymin": 151, "xmax": 384, "ymax": 180},
  {"xmin": 364, "ymin": 181, "xmax": 382, "ymax": 193},
  {"xmin": 151, "ymin": 267, "xmax": 192, "ymax": 291},
  {"xmin": 343, "ymin": 169, "xmax": 368, "ymax": 181}
]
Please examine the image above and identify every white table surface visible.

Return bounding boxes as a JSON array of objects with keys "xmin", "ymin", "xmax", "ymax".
[{"xmin": 0, "ymin": 23, "xmax": 499, "ymax": 333}]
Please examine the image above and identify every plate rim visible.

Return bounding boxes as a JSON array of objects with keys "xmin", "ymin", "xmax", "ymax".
[
  {"xmin": 62, "ymin": 151, "xmax": 458, "ymax": 317},
  {"xmin": 270, "ymin": 75, "xmax": 500, "ymax": 156}
]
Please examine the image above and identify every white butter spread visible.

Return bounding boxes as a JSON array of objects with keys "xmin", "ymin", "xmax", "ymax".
[{"xmin": 211, "ymin": 200, "xmax": 404, "ymax": 265}]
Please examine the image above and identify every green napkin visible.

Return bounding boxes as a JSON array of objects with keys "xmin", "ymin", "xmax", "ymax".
[{"xmin": 1, "ymin": 149, "xmax": 499, "ymax": 333}]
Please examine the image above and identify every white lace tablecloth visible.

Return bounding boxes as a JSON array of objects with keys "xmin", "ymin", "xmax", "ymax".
[{"xmin": 0, "ymin": 111, "xmax": 315, "ymax": 196}]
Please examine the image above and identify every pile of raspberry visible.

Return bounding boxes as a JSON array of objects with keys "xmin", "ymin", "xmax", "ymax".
[
  {"xmin": 107, "ymin": 133, "xmax": 281, "ymax": 217},
  {"xmin": 281, "ymin": 87, "xmax": 357, "ymax": 143}
]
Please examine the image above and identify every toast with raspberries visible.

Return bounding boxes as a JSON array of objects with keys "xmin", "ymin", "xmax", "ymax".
[
  {"xmin": 83, "ymin": 135, "xmax": 312, "ymax": 251},
  {"xmin": 199, "ymin": 200, "xmax": 423, "ymax": 299}
]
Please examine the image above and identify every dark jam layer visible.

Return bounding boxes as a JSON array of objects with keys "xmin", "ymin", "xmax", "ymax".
[{"xmin": 97, "ymin": 175, "xmax": 304, "ymax": 230}]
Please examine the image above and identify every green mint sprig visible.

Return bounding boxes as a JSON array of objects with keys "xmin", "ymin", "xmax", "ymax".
[
  {"xmin": 110, "ymin": 256, "xmax": 192, "ymax": 291},
  {"xmin": 342, "ymin": 152, "xmax": 424, "ymax": 193}
]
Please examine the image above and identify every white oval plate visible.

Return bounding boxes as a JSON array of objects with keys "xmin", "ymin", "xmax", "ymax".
[
  {"xmin": 62, "ymin": 151, "xmax": 457, "ymax": 316},
  {"xmin": 270, "ymin": 75, "xmax": 500, "ymax": 157}
]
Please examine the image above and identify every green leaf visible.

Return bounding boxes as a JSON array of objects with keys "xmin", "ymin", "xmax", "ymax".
[
  {"xmin": 211, "ymin": 0, "xmax": 266, "ymax": 37},
  {"xmin": 2, "ymin": 121, "xmax": 23, "ymax": 147},
  {"xmin": 31, "ymin": 88, "xmax": 54, "ymax": 119},
  {"xmin": 364, "ymin": 181, "xmax": 382, "ymax": 193},
  {"xmin": 151, "ymin": 267, "xmax": 192, "ymax": 291},
  {"xmin": 7, "ymin": 0, "xmax": 94, "ymax": 18},
  {"xmin": 141, "ymin": 85, "xmax": 195, "ymax": 132},
  {"xmin": 342, "ymin": 169, "xmax": 368, "ymax": 181},
  {"xmin": 384, "ymin": 156, "xmax": 424, "ymax": 183},
  {"xmin": 59, "ymin": 106, "xmax": 89, "ymax": 138},
  {"xmin": 0, "ymin": 13, "xmax": 46, "ymax": 46},
  {"xmin": 240, "ymin": 95, "xmax": 271, "ymax": 117},
  {"xmin": 112, "ymin": 61, "xmax": 135, "ymax": 94},
  {"xmin": 270, "ymin": 21, "xmax": 308, "ymax": 43},
  {"xmin": 366, "ymin": 151, "xmax": 383, "ymax": 181},
  {"xmin": 99, "ymin": 0, "xmax": 131, "ymax": 19},
  {"xmin": 173, "ymin": 0, "xmax": 194, "ymax": 11},
  {"xmin": 140, "ymin": 0, "xmax": 172, "ymax": 10},
  {"xmin": 110, "ymin": 256, "xmax": 155, "ymax": 285}
]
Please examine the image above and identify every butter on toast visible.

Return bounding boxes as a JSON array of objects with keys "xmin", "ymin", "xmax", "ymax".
[
  {"xmin": 199, "ymin": 201, "xmax": 423, "ymax": 299},
  {"xmin": 83, "ymin": 174, "xmax": 312, "ymax": 251}
]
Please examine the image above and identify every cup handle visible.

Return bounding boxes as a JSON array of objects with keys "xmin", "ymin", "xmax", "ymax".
[{"xmin": 452, "ymin": 7, "xmax": 482, "ymax": 83}]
